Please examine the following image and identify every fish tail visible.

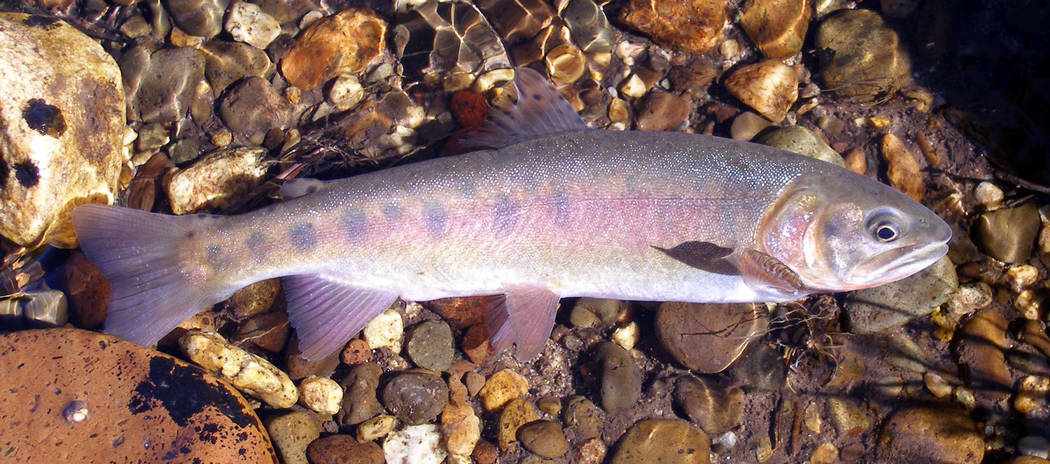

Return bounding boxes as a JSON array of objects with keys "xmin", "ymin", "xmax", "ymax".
[{"xmin": 71, "ymin": 204, "xmax": 227, "ymax": 347}]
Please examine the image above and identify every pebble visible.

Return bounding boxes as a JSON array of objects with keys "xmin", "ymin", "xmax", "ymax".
[
  {"xmin": 609, "ymin": 419, "xmax": 711, "ymax": 464},
  {"xmin": 219, "ymin": 76, "xmax": 290, "ymax": 141},
  {"xmin": 1014, "ymin": 375, "xmax": 1049, "ymax": 414},
  {"xmin": 165, "ymin": 0, "xmax": 229, "ymax": 37},
  {"xmin": 656, "ymin": 302, "xmax": 766, "ymax": 373},
  {"xmin": 225, "ymin": 1, "xmax": 281, "ymax": 50},
  {"xmin": 357, "ymin": 414, "xmax": 397, "ymax": 442},
  {"xmin": 499, "ymin": 398, "xmax": 540, "ymax": 450},
  {"xmin": 442, "ymin": 401, "xmax": 481, "ymax": 456},
  {"xmin": 363, "ymin": 308, "xmax": 404, "ymax": 352},
  {"xmin": 809, "ymin": 443, "xmax": 839, "ymax": 464},
  {"xmin": 179, "ymin": 330, "xmax": 298, "ymax": 408},
  {"xmin": 974, "ymin": 203, "xmax": 1041, "ymax": 263},
  {"xmin": 728, "ymin": 342, "xmax": 786, "ymax": 391},
  {"xmin": 545, "ymin": 44, "xmax": 587, "ymax": 86},
  {"xmin": 674, "ymin": 375, "xmax": 744, "ymax": 435},
  {"xmin": 383, "ymin": 424, "xmax": 447, "ymax": 464},
  {"xmin": 229, "ymin": 279, "xmax": 280, "ymax": 318},
  {"xmin": 844, "ymin": 148, "xmax": 867, "ymax": 174},
  {"xmin": 955, "ymin": 310, "xmax": 1012, "ymax": 403},
  {"xmin": 479, "ymin": 368, "xmax": 530, "ymax": 412},
  {"xmin": 15, "ymin": 289, "xmax": 67, "ymax": 328},
  {"xmin": 329, "ymin": 73, "xmax": 366, "ymax": 111},
  {"xmin": 461, "ymin": 323, "xmax": 490, "ymax": 364},
  {"xmin": 570, "ymin": 298, "xmax": 625, "ymax": 328},
  {"xmin": 200, "ymin": 39, "xmax": 273, "ymax": 95},
  {"xmin": 876, "ymin": 406, "xmax": 984, "ymax": 463},
  {"xmin": 537, "ymin": 396, "xmax": 561, "ymax": 416},
  {"xmin": 595, "ymin": 341, "xmax": 641, "ymax": 414},
  {"xmin": 472, "ymin": 440, "xmax": 499, "ymax": 464},
  {"xmin": 845, "ymin": 255, "xmax": 957, "ymax": 334},
  {"xmin": 285, "ymin": 334, "xmax": 342, "ymax": 380},
  {"xmin": 635, "ymin": 91, "xmax": 691, "ymax": 131},
  {"xmin": 1040, "ymin": 206, "xmax": 1050, "ymax": 255},
  {"xmin": 618, "ymin": 0, "xmax": 726, "ymax": 53},
  {"xmin": 730, "ymin": 111, "xmax": 772, "ymax": 141},
  {"xmin": 739, "ymin": 0, "xmax": 810, "ymax": 58},
  {"xmin": 63, "ymin": 252, "xmax": 110, "ymax": 329},
  {"xmin": 880, "ymin": 133, "xmax": 925, "ymax": 202},
  {"xmin": 338, "ymin": 363, "xmax": 384, "ymax": 426},
  {"xmin": 267, "ymin": 411, "xmax": 322, "ymax": 464},
  {"xmin": 306, "ymin": 434, "xmax": 384, "ymax": 464},
  {"xmin": 564, "ymin": 396, "xmax": 603, "ymax": 439},
  {"xmin": 826, "ymin": 398, "xmax": 869, "ymax": 436},
  {"xmin": 518, "ymin": 420, "xmax": 569, "ymax": 458},
  {"xmin": 166, "ymin": 147, "xmax": 268, "ymax": 214},
  {"xmin": 381, "ymin": 371, "xmax": 449, "ymax": 425},
  {"xmin": 0, "ymin": 13, "xmax": 127, "ymax": 248},
  {"xmin": 815, "ymin": 9, "xmax": 911, "ymax": 101},
  {"xmin": 231, "ymin": 311, "xmax": 288, "ymax": 353},
  {"xmin": 341, "ymin": 338, "xmax": 372, "ymax": 365},
  {"xmin": 1006, "ymin": 265, "xmax": 1041, "ymax": 292},
  {"xmin": 924, "ymin": 372, "xmax": 953, "ymax": 398},
  {"xmin": 280, "ymin": 8, "xmax": 387, "ymax": 90},
  {"xmin": 754, "ymin": 125, "xmax": 845, "ymax": 167},
  {"xmin": 612, "ymin": 322, "xmax": 641, "ymax": 350},
  {"xmin": 405, "ymin": 320, "xmax": 454, "ymax": 371},
  {"xmin": 724, "ymin": 60, "xmax": 798, "ymax": 123},
  {"xmin": 122, "ymin": 46, "xmax": 206, "ymax": 124},
  {"xmin": 298, "ymin": 375, "xmax": 342, "ymax": 415},
  {"xmin": 975, "ymin": 182, "xmax": 1005, "ymax": 209}
]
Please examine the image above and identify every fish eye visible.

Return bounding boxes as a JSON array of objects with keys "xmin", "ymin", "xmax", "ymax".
[
  {"xmin": 864, "ymin": 208, "xmax": 906, "ymax": 243},
  {"xmin": 873, "ymin": 222, "xmax": 900, "ymax": 242}
]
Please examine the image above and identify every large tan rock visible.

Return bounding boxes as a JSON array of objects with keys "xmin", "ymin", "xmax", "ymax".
[{"xmin": 0, "ymin": 13, "xmax": 126, "ymax": 248}]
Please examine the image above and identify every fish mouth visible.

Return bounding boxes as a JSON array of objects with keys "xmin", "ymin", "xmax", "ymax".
[{"xmin": 849, "ymin": 240, "xmax": 949, "ymax": 285}]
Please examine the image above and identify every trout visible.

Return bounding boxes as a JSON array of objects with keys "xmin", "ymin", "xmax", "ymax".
[{"xmin": 72, "ymin": 68, "xmax": 951, "ymax": 360}]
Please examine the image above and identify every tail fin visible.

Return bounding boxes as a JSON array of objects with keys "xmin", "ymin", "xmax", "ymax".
[{"xmin": 71, "ymin": 205, "xmax": 221, "ymax": 347}]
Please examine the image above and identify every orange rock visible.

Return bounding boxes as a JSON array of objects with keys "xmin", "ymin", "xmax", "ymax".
[
  {"xmin": 450, "ymin": 91, "xmax": 490, "ymax": 130},
  {"xmin": 341, "ymin": 338, "xmax": 373, "ymax": 365},
  {"xmin": 880, "ymin": 133, "xmax": 924, "ymax": 202},
  {"xmin": 425, "ymin": 295, "xmax": 494, "ymax": 328},
  {"xmin": 619, "ymin": 0, "xmax": 727, "ymax": 54},
  {"xmin": 462, "ymin": 323, "xmax": 491, "ymax": 364},
  {"xmin": 280, "ymin": 8, "xmax": 386, "ymax": 90},
  {"xmin": 739, "ymin": 0, "xmax": 811, "ymax": 59}
]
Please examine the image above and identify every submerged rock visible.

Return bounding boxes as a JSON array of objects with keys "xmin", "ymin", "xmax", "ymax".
[
  {"xmin": 876, "ymin": 406, "xmax": 983, "ymax": 463},
  {"xmin": 280, "ymin": 8, "xmax": 386, "ymax": 90},
  {"xmin": 619, "ymin": 0, "xmax": 727, "ymax": 54},
  {"xmin": 609, "ymin": 419, "xmax": 711, "ymax": 464},
  {"xmin": 815, "ymin": 9, "xmax": 911, "ymax": 101},
  {"xmin": 845, "ymin": 255, "xmax": 957, "ymax": 334}
]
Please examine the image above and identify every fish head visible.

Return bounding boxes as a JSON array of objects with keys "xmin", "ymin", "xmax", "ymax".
[{"xmin": 759, "ymin": 171, "xmax": 951, "ymax": 292}]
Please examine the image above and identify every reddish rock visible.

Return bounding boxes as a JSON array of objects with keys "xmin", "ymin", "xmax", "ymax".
[
  {"xmin": 64, "ymin": 251, "xmax": 110, "ymax": 329},
  {"xmin": 341, "ymin": 338, "xmax": 372, "ymax": 365},
  {"xmin": 306, "ymin": 434, "xmax": 383, "ymax": 464},
  {"xmin": 619, "ymin": 0, "xmax": 727, "ymax": 54},
  {"xmin": 280, "ymin": 8, "xmax": 386, "ymax": 90}
]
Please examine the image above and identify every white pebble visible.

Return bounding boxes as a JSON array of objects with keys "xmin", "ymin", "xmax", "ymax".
[
  {"xmin": 364, "ymin": 308, "xmax": 404, "ymax": 352},
  {"xmin": 298, "ymin": 375, "xmax": 342, "ymax": 415},
  {"xmin": 1005, "ymin": 264, "xmax": 1040, "ymax": 292},
  {"xmin": 611, "ymin": 322, "xmax": 640, "ymax": 350},
  {"xmin": 225, "ymin": 1, "xmax": 281, "ymax": 50},
  {"xmin": 328, "ymin": 74, "xmax": 364, "ymax": 111},
  {"xmin": 383, "ymin": 424, "xmax": 447, "ymax": 464},
  {"xmin": 974, "ymin": 182, "xmax": 1004, "ymax": 209}
]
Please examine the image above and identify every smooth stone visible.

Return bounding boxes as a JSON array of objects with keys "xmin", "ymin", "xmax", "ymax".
[
  {"xmin": 595, "ymin": 341, "xmax": 641, "ymax": 414},
  {"xmin": 570, "ymin": 298, "xmax": 625, "ymax": 327},
  {"xmin": 518, "ymin": 420, "xmax": 569, "ymax": 458},
  {"xmin": 727, "ymin": 342, "xmax": 785, "ymax": 391},
  {"xmin": 200, "ymin": 39, "xmax": 273, "ymax": 94},
  {"xmin": 739, "ymin": 0, "xmax": 810, "ymax": 58},
  {"xmin": 306, "ymin": 434, "xmax": 384, "ymax": 464},
  {"xmin": 755, "ymin": 125, "xmax": 844, "ymax": 167},
  {"xmin": 635, "ymin": 91, "xmax": 691, "ymax": 132},
  {"xmin": 225, "ymin": 1, "xmax": 281, "ymax": 49},
  {"xmin": 564, "ymin": 396, "xmax": 603, "ymax": 440},
  {"xmin": 121, "ymin": 46, "xmax": 205, "ymax": 123},
  {"xmin": 363, "ymin": 308, "xmax": 404, "ymax": 352},
  {"xmin": 560, "ymin": 0, "xmax": 614, "ymax": 54},
  {"xmin": 656, "ymin": 302, "xmax": 767, "ymax": 373},
  {"xmin": 63, "ymin": 251, "xmax": 110, "ymax": 329},
  {"xmin": 724, "ymin": 60, "xmax": 798, "ymax": 122},
  {"xmin": 267, "ymin": 411, "xmax": 322, "ymax": 464},
  {"xmin": 826, "ymin": 398, "xmax": 870, "ymax": 436},
  {"xmin": 974, "ymin": 203, "xmax": 1041, "ymax": 263},
  {"xmin": 381, "ymin": 371, "xmax": 449, "ymax": 425},
  {"xmin": 0, "ymin": 13, "xmax": 126, "ymax": 248},
  {"xmin": 232, "ymin": 311, "xmax": 290, "ymax": 352},
  {"xmin": 845, "ymin": 255, "xmax": 957, "ymax": 334},
  {"xmin": 815, "ymin": 9, "xmax": 911, "ymax": 101},
  {"xmin": 498, "ymin": 398, "xmax": 540, "ymax": 450},
  {"xmin": 674, "ymin": 375, "xmax": 744, "ymax": 435},
  {"xmin": 218, "ymin": 76, "xmax": 290, "ymax": 137},
  {"xmin": 179, "ymin": 330, "xmax": 298, "ymax": 408},
  {"xmin": 876, "ymin": 406, "xmax": 983, "ymax": 464},
  {"xmin": 280, "ymin": 8, "xmax": 386, "ymax": 90},
  {"xmin": 338, "ymin": 363, "xmax": 384, "ymax": 426},
  {"xmin": 384, "ymin": 424, "xmax": 447, "ymax": 464},
  {"xmin": 285, "ymin": 333, "xmax": 342, "ymax": 380},
  {"xmin": 618, "ymin": 0, "xmax": 727, "ymax": 54},
  {"xmin": 881, "ymin": 133, "xmax": 924, "ymax": 202},
  {"xmin": 163, "ymin": 0, "xmax": 229, "ymax": 37},
  {"xmin": 609, "ymin": 419, "xmax": 711, "ymax": 464},
  {"xmin": 405, "ymin": 320, "xmax": 454, "ymax": 371},
  {"xmin": 955, "ymin": 310, "xmax": 1012, "ymax": 404},
  {"xmin": 166, "ymin": 147, "xmax": 268, "ymax": 214},
  {"xmin": 729, "ymin": 111, "xmax": 772, "ymax": 141}
]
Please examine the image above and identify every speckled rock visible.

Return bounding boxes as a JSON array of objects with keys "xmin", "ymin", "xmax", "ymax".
[
  {"xmin": 619, "ymin": 0, "xmax": 727, "ymax": 54},
  {"xmin": 280, "ymin": 8, "xmax": 387, "ymax": 90},
  {"xmin": 815, "ymin": 9, "xmax": 911, "ymax": 101},
  {"xmin": 974, "ymin": 203, "xmax": 1041, "ymax": 263},
  {"xmin": 595, "ymin": 341, "xmax": 641, "ymax": 414},
  {"xmin": 674, "ymin": 375, "xmax": 744, "ymax": 435},
  {"xmin": 363, "ymin": 307, "xmax": 404, "ymax": 352},
  {"xmin": 609, "ymin": 419, "xmax": 711, "ymax": 464},
  {"xmin": 0, "ymin": 328, "xmax": 277, "ymax": 462},
  {"xmin": 179, "ymin": 330, "xmax": 298, "ymax": 408},
  {"xmin": 0, "ymin": 13, "xmax": 126, "ymax": 248},
  {"xmin": 564, "ymin": 396, "xmax": 603, "ymax": 439},
  {"xmin": 499, "ymin": 398, "xmax": 540, "ymax": 450},
  {"xmin": 338, "ymin": 363, "xmax": 384, "ymax": 426},
  {"xmin": 121, "ymin": 45, "xmax": 206, "ymax": 124},
  {"xmin": 755, "ymin": 125, "xmax": 844, "ymax": 166},
  {"xmin": 384, "ymin": 424, "xmax": 447, "ymax": 464},
  {"xmin": 306, "ymin": 434, "xmax": 384, "ymax": 464},
  {"xmin": 739, "ymin": 0, "xmax": 811, "ymax": 58},
  {"xmin": 845, "ymin": 255, "xmax": 957, "ymax": 334},
  {"xmin": 405, "ymin": 320, "xmax": 454, "ymax": 371},
  {"xmin": 876, "ymin": 406, "xmax": 983, "ymax": 463},
  {"xmin": 480, "ymin": 368, "xmax": 530, "ymax": 411},
  {"xmin": 656, "ymin": 302, "xmax": 767, "ymax": 373},
  {"xmin": 225, "ymin": 1, "xmax": 281, "ymax": 50},
  {"xmin": 164, "ymin": 0, "xmax": 229, "ymax": 37},
  {"xmin": 268, "ymin": 411, "xmax": 322, "ymax": 464},
  {"xmin": 200, "ymin": 40, "xmax": 273, "ymax": 94},
  {"xmin": 381, "ymin": 371, "xmax": 449, "ymax": 425},
  {"xmin": 518, "ymin": 420, "xmax": 569, "ymax": 458},
  {"xmin": 724, "ymin": 60, "xmax": 798, "ymax": 123},
  {"xmin": 229, "ymin": 279, "xmax": 280, "ymax": 319},
  {"xmin": 166, "ymin": 147, "xmax": 268, "ymax": 214},
  {"xmin": 298, "ymin": 375, "xmax": 342, "ymax": 415}
]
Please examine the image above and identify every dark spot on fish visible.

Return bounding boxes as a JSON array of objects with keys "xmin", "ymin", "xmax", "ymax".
[
  {"xmin": 262, "ymin": 205, "xmax": 276, "ymax": 214},
  {"xmin": 128, "ymin": 357, "xmax": 254, "ymax": 428},
  {"xmin": 459, "ymin": 180, "xmax": 476, "ymax": 199},
  {"xmin": 423, "ymin": 201, "xmax": 448, "ymax": 237},
  {"xmin": 14, "ymin": 162, "xmax": 39, "ymax": 188},
  {"xmin": 493, "ymin": 195, "xmax": 519, "ymax": 235},
  {"xmin": 532, "ymin": 94, "xmax": 542, "ymax": 101},
  {"xmin": 553, "ymin": 188, "xmax": 571, "ymax": 225},
  {"xmin": 383, "ymin": 202, "xmax": 402, "ymax": 221},
  {"xmin": 341, "ymin": 208, "xmax": 368, "ymax": 243},
  {"xmin": 289, "ymin": 222, "xmax": 318, "ymax": 251},
  {"xmin": 185, "ymin": 231, "xmax": 196, "ymax": 239},
  {"xmin": 306, "ymin": 185, "xmax": 318, "ymax": 194},
  {"xmin": 245, "ymin": 231, "xmax": 265, "ymax": 251},
  {"xmin": 23, "ymin": 99, "xmax": 65, "ymax": 137},
  {"xmin": 23, "ymin": 15, "xmax": 61, "ymax": 29},
  {"xmin": 205, "ymin": 245, "xmax": 226, "ymax": 270}
]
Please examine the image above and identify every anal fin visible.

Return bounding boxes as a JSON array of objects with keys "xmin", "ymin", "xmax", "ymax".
[
  {"xmin": 484, "ymin": 286, "xmax": 561, "ymax": 361},
  {"xmin": 282, "ymin": 274, "xmax": 398, "ymax": 360}
]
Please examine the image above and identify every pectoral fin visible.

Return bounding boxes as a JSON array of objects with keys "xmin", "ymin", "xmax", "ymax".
[
  {"xmin": 733, "ymin": 249, "xmax": 804, "ymax": 297},
  {"xmin": 282, "ymin": 274, "xmax": 398, "ymax": 360},
  {"xmin": 484, "ymin": 286, "xmax": 561, "ymax": 361}
]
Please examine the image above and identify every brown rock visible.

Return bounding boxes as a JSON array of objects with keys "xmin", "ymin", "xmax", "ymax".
[
  {"xmin": 674, "ymin": 375, "xmax": 744, "ymax": 435},
  {"xmin": 280, "ymin": 8, "xmax": 386, "ymax": 90},
  {"xmin": 974, "ymin": 203, "xmax": 1041, "ymax": 264},
  {"xmin": 341, "ymin": 338, "xmax": 372, "ymax": 365},
  {"xmin": 338, "ymin": 363, "xmax": 384, "ymax": 426},
  {"xmin": 462, "ymin": 323, "xmax": 491, "ymax": 364},
  {"xmin": 880, "ymin": 133, "xmax": 924, "ymax": 202},
  {"xmin": 166, "ymin": 147, "xmax": 269, "ymax": 215},
  {"xmin": 498, "ymin": 398, "xmax": 540, "ymax": 450},
  {"xmin": 609, "ymin": 419, "xmax": 710, "ymax": 464},
  {"xmin": 518, "ymin": 420, "xmax": 569, "ymax": 458},
  {"xmin": 656, "ymin": 302, "xmax": 767, "ymax": 373},
  {"xmin": 815, "ymin": 9, "xmax": 911, "ymax": 101},
  {"xmin": 64, "ymin": 251, "xmax": 110, "ymax": 329},
  {"xmin": 955, "ymin": 309, "xmax": 1011, "ymax": 404},
  {"xmin": 635, "ymin": 91, "xmax": 691, "ymax": 131},
  {"xmin": 285, "ymin": 333, "xmax": 342, "ymax": 380},
  {"xmin": 231, "ymin": 311, "xmax": 290, "ymax": 352},
  {"xmin": 219, "ymin": 76, "xmax": 291, "ymax": 139},
  {"xmin": 472, "ymin": 439, "xmax": 499, "ymax": 464},
  {"xmin": 480, "ymin": 368, "xmax": 529, "ymax": 411},
  {"xmin": 306, "ymin": 434, "xmax": 384, "ymax": 464},
  {"xmin": 425, "ymin": 295, "xmax": 491, "ymax": 328},
  {"xmin": 619, "ymin": 0, "xmax": 727, "ymax": 54},
  {"xmin": 267, "ymin": 411, "xmax": 321, "ymax": 464},
  {"xmin": 876, "ymin": 406, "xmax": 983, "ymax": 464},
  {"xmin": 595, "ymin": 341, "xmax": 641, "ymax": 414},
  {"xmin": 229, "ymin": 278, "xmax": 281, "ymax": 319},
  {"xmin": 739, "ymin": 0, "xmax": 811, "ymax": 58},
  {"xmin": 724, "ymin": 60, "xmax": 799, "ymax": 122}
]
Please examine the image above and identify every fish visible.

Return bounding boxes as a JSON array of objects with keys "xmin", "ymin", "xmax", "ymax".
[{"xmin": 71, "ymin": 67, "xmax": 952, "ymax": 361}]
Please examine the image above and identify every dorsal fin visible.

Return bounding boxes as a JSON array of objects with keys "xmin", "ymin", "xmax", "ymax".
[{"xmin": 459, "ymin": 67, "xmax": 588, "ymax": 150}]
